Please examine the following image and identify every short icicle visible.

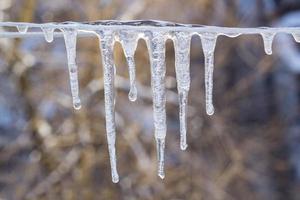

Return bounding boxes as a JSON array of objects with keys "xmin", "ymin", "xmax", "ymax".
[
  {"xmin": 16, "ymin": 25, "xmax": 28, "ymax": 34},
  {"xmin": 146, "ymin": 31, "xmax": 167, "ymax": 179},
  {"xmin": 62, "ymin": 28, "xmax": 81, "ymax": 110},
  {"xmin": 292, "ymin": 33, "xmax": 300, "ymax": 43},
  {"xmin": 97, "ymin": 30, "xmax": 119, "ymax": 183},
  {"xmin": 261, "ymin": 32, "xmax": 276, "ymax": 55},
  {"xmin": 173, "ymin": 32, "xmax": 191, "ymax": 150},
  {"xmin": 42, "ymin": 27, "xmax": 54, "ymax": 43},
  {"xmin": 119, "ymin": 30, "xmax": 139, "ymax": 101},
  {"xmin": 200, "ymin": 33, "xmax": 218, "ymax": 116}
]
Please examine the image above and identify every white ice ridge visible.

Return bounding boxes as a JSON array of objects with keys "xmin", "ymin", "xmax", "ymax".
[{"xmin": 0, "ymin": 20, "xmax": 299, "ymax": 183}]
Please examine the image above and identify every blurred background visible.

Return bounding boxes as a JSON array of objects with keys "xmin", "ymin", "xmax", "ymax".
[{"xmin": 0, "ymin": 0, "xmax": 300, "ymax": 199}]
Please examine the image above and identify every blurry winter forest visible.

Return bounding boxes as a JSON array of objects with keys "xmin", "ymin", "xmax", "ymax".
[{"xmin": 1, "ymin": 0, "xmax": 300, "ymax": 200}]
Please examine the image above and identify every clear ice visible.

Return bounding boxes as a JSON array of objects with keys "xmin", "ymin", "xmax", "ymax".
[
  {"xmin": 146, "ymin": 31, "xmax": 167, "ymax": 179},
  {"xmin": 200, "ymin": 33, "xmax": 218, "ymax": 116},
  {"xmin": 173, "ymin": 32, "xmax": 191, "ymax": 150},
  {"xmin": 97, "ymin": 30, "xmax": 119, "ymax": 183},
  {"xmin": 42, "ymin": 27, "xmax": 54, "ymax": 43},
  {"xmin": 4, "ymin": 20, "xmax": 300, "ymax": 183},
  {"xmin": 62, "ymin": 28, "xmax": 81, "ymax": 110},
  {"xmin": 118, "ymin": 30, "xmax": 139, "ymax": 101},
  {"xmin": 261, "ymin": 32, "xmax": 276, "ymax": 55}
]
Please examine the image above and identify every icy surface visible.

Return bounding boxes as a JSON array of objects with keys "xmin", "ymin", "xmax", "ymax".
[
  {"xmin": 97, "ymin": 30, "xmax": 119, "ymax": 183},
  {"xmin": 200, "ymin": 33, "xmax": 218, "ymax": 115},
  {"xmin": 1, "ymin": 20, "xmax": 300, "ymax": 182},
  {"xmin": 62, "ymin": 28, "xmax": 81, "ymax": 110},
  {"xmin": 146, "ymin": 31, "xmax": 167, "ymax": 179},
  {"xmin": 173, "ymin": 31, "xmax": 191, "ymax": 150}
]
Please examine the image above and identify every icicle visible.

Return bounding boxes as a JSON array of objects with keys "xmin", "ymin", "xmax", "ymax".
[
  {"xmin": 261, "ymin": 32, "xmax": 276, "ymax": 55},
  {"xmin": 42, "ymin": 27, "xmax": 54, "ymax": 43},
  {"xmin": 16, "ymin": 25, "xmax": 28, "ymax": 34},
  {"xmin": 200, "ymin": 33, "xmax": 218, "ymax": 116},
  {"xmin": 146, "ymin": 31, "xmax": 167, "ymax": 179},
  {"xmin": 173, "ymin": 32, "xmax": 191, "ymax": 150},
  {"xmin": 292, "ymin": 33, "xmax": 300, "ymax": 43},
  {"xmin": 119, "ymin": 30, "xmax": 139, "ymax": 101},
  {"xmin": 97, "ymin": 30, "xmax": 119, "ymax": 183},
  {"xmin": 62, "ymin": 28, "xmax": 81, "ymax": 110}
]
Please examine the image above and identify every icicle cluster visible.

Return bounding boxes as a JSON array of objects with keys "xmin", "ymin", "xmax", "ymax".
[{"xmin": 2, "ymin": 20, "xmax": 300, "ymax": 183}]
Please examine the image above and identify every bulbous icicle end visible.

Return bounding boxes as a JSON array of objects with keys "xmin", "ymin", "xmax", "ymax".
[
  {"xmin": 128, "ymin": 85, "xmax": 137, "ymax": 102},
  {"xmin": 73, "ymin": 99, "xmax": 82, "ymax": 110},
  {"xmin": 158, "ymin": 171, "xmax": 165, "ymax": 179},
  {"xmin": 112, "ymin": 174, "xmax": 120, "ymax": 183},
  {"xmin": 206, "ymin": 104, "xmax": 215, "ymax": 116},
  {"xmin": 17, "ymin": 25, "xmax": 28, "ymax": 34},
  {"xmin": 293, "ymin": 33, "xmax": 300, "ymax": 43},
  {"xmin": 180, "ymin": 143, "xmax": 188, "ymax": 151}
]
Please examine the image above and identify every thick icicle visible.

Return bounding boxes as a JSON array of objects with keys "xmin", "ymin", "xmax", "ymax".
[
  {"xmin": 119, "ymin": 30, "xmax": 139, "ymax": 101},
  {"xmin": 173, "ymin": 32, "xmax": 191, "ymax": 150},
  {"xmin": 16, "ymin": 25, "xmax": 28, "ymax": 34},
  {"xmin": 146, "ymin": 31, "xmax": 167, "ymax": 179},
  {"xmin": 42, "ymin": 27, "xmax": 54, "ymax": 43},
  {"xmin": 293, "ymin": 33, "xmax": 300, "ymax": 43},
  {"xmin": 200, "ymin": 33, "xmax": 218, "ymax": 116},
  {"xmin": 261, "ymin": 32, "xmax": 276, "ymax": 55},
  {"xmin": 97, "ymin": 30, "xmax": 119, "ymax": 183},
  {"xmin": 62, "ymin": 28, "xmax": 81, "ymax": 110}
]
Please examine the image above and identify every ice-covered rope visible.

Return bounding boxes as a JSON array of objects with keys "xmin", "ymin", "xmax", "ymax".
[{"xmin": 1, "ymin": 20, "xmax": 299, "ymax": 183}]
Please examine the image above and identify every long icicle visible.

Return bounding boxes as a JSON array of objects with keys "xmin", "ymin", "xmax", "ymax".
[
  {"xmin": 62, "ymin": 28, "xmax": 81, "ymax": 110},
  {"xmin": 261, "ymin": 32, "xmax": 276, "ymax": 55},
  {"xmin": 119, "ymin": 30, "xmax": 139, "ymax": 101},
  {"xmin": 200, "ymin": 33, "xmax": 218, "ymax": 116},
  {"xmin": 173, "ymin": 32, "xmax": 191, "ymax": 150},
  {"xmin": 97, "ymin": 30, "xmax": 119, "ymax": 183},
  {"xmin": 146, "ymin": 31, "xmax": 167, "ymax": 179}
]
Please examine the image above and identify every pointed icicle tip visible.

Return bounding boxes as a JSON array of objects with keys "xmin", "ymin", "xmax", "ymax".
[
  {"xmin": 17, "ymin": 25, "xmax": 28, "ymax": 34},
  {"xmin": 261, "ymin": 32, "xmax": 276, "ymax": 55},
  {"xmin": 292, "ymin": 33, "xmax": 300, "ymax": 43},
  {"xmin": 42, "ymin": 27, "xmax": 54, "ymax": 43}
]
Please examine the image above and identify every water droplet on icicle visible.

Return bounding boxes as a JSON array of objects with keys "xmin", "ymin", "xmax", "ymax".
[
  {"xmin": 17, "ymin": 25, "xmax": 28, "ymax": 34},
  {"xmin": 146, "ymin": 31, "xmax": 167, "ymax": 178},
  {"xmin": 173, "ymin": 32, "xmax": 191, "ymax": 150},
  {"xmin": 62, "ymin": 28, "xmax": 81, "ymax": 110},
  {"xmin": 97, "ymin": 30, "xmax": 119, "ymax": 183},
  {"xmin": 292, "ymin": 33, "xmax": 300, "ymax": 43},
  {"xmin": 119, "ymin": 30, "xmax": 139, "ymax": 102},
  {"xmin": 261, "ymin": 32, "xmax": 276, "ymax": 55},
  {"xmin": 200, "ymin": 33, "xmax": 218, "ymax": 116},
  {"xmin": 42, "ymin": 27, "xmax": 54, "ymax": 43}
]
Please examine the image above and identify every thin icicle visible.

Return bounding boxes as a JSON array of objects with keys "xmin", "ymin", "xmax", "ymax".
[
  {"xmin": 16, "ymin": 25, "xmax": 28, "ymax": 34},
  {"xmin": 146, "ymin": 31, "xmax": 167, "ymax": 179},
  {"xmin": 292, "ymin": 33, "xmax": 300, "ymax": 43},
  {"xmin": 173, "ymin": 32, "xmax": 191, "ymax": 150},
  {"xmin": 261, "ymin": 32, "xmax": 276, "ymax": 55},
  {"xmin": 119, "ymin": 30, "xmax": 139, "ymax": 101},
  {"xmin": 97, "ymin": 30, "xmax": 119, "ymax": 183},
  {"xmin": 200, "ymin": 33, "xmax": 218, "ymax": 116},
  {"xmin": 62, "ymin": 28, "xmax": 81, "ymax": 110},
  {"xmin": 42, "ymin": 27, "xmax": 54, "ymax": 43}
]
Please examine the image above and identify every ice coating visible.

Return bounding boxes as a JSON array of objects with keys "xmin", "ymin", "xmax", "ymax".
[
  {"xmin": 118, "ymin": 30, "xmax": 139, "ymax": 101},
  {"xmin": 42, "ymin": 27, "xmax": 54, "ymax": 43},
  {"xmin": 62, "ymin": 28, "xmax": 81, "ymax": 110},
  {"xmin": 261, "ymin": 32, "xmax": 276, "ymax": 55},
  {"xmin": 97, "ymin": 30, "xmax": 119, "ymax": 183},
  {"xmin": 173, "ymin": 32, "xmax": 191, "ymax": 150},
  {"xmin": 200, "ymin": 33, "xmax": 218, "ymax": 116},
  {"xmin": 146, "ymin": 31, "xmax": 167, "ymax": 179},
  {"xmin": 16, "ymin": 25, "xmax": 28, "ymax": 34},
  {"xmin": 293, "ymin": 33, "xmax": 300, "ymax": 43},
  {"xmin": 1, "ymin": 20, "xmax": 300, "ymax": 183}
]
